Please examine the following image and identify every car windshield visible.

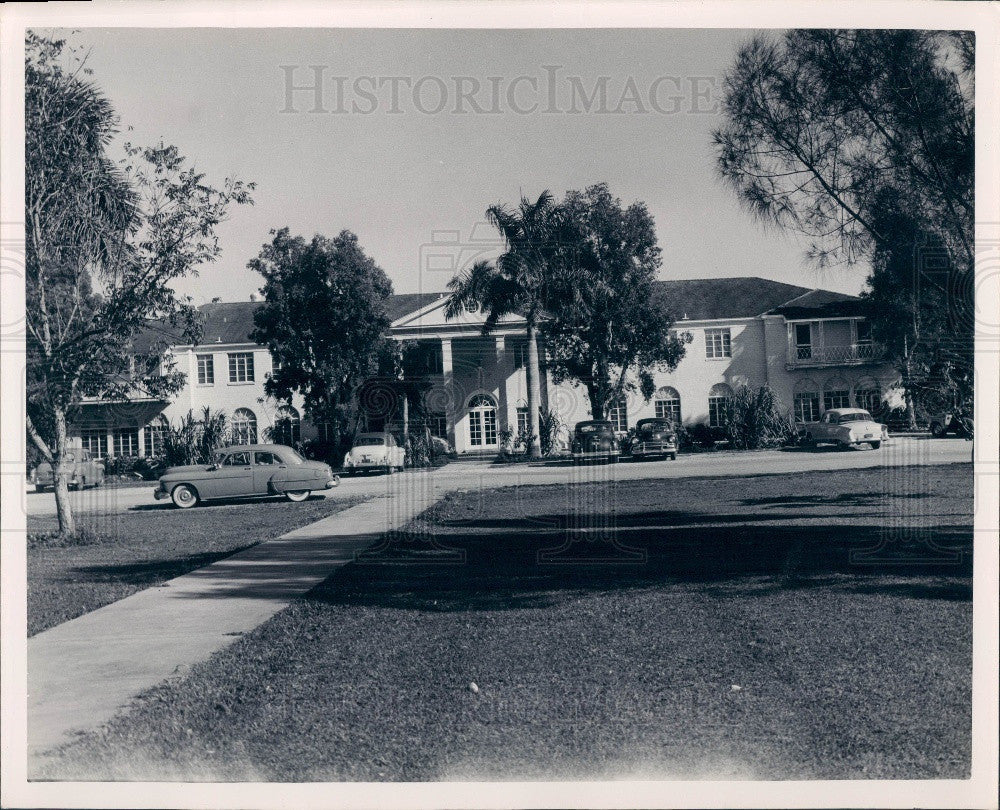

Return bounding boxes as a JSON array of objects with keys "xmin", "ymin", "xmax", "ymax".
[
  {"xmin": 577, "ymin": 424, "xmax": 611, "ymax": 434},
  {"xmin": 354, "ymin": 436, "xmax": 385, "ymax": 446},
  {"xmin": 838, "ymin": 411, "xmax": 872, "ymax": 424},
  {"xmin": 639, "ymin": 421, "xmax": 670, "ymax": 433}
]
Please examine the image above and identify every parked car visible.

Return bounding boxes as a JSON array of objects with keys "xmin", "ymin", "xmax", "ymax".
[
  {"xmin": 930, "ymin": 412, "xmax": 973, "ymax": 438},
  {"xmin": 571, "ymin": 420, "xmax": 620, "ymax": 463},
  {"xmin": 802, "ymin": 408, "xmax": 887, "ymax": 450},
  {"xmin": 154, "ymin": 444, "xmax": 339, "ymax": 508},
  {"xmin": 630, "ymin": 418, "xmax": 678, "ymax": 461},
  {"xmin": 32, "ymin": 448, "xmax": 105, "ymax": 492},
  {"xmin": 342, "ymin": 432, "xmax": 406, "ymax": 475}
]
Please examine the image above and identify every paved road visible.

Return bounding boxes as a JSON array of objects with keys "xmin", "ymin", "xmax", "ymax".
[{"xmin": 23, "ymin": 436, "xmax": 974, "ymax": 520}]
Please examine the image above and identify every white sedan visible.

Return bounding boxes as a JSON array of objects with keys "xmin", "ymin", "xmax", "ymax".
[
  {"xmin": 342, "ymin": 432, "xmax": 406, "ymax": 474},
  {"xmin": 803, "ymin": 408, "xmax": 888, "ymax": 450}
]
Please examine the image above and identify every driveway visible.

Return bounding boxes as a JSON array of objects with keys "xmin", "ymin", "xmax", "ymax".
[{"xmin": 23, "ymin": 435, "xmax": 974, "ymax": 519}]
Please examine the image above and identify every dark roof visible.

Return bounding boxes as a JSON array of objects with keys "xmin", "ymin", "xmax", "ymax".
[
  {"xmin": 766, "ymin": 288, "xmax": 868, "ymax": 319},
  {"xmin": 385, "ymin": 292, "xmax": 445, "ymax": 322},
  {"xmin": 132, "ymin": 293, "xmax": 447, "ymax": 351},
  {"xmin": 131, "ymin": 279, "xmax": 863, "ymax": 351},
  {"xmin": 652, "ymin": 277, "xmax": 812, "ymax": 321}
]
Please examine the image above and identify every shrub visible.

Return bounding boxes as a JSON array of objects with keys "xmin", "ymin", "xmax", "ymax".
[
  {"xmin": 103, "ymin": 455, "xmax": 141, "ymax": 477},
  {"xmin": 723, "ymin": 385, "xmax": 797, "ymax": 449},
  {"xmin": 162, "ymin": 407, "xmax": 229, "ymax": 467},
  {"xmin": 538, "ymin": 407, "xmax": 563, "ymax": 456},
  {"xmin": 28, "ymin": 525, "xmax": 104, "ymax": 549}
]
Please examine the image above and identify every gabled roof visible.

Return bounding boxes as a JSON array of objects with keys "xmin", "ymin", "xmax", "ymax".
[
  {"xmin": 767, "ymin": 288, "xmax": 868, "ymax": 319},
  {"xmin": 651, "ymin": 277, "xmax": 812, "ymax": 321}
]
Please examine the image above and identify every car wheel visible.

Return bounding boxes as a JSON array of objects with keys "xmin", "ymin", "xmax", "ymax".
[
  {"xmin": 930, "ymin": 421, "xmax": 947, "ymax": 438},
  {"xmin": 171, "ymin": 484, "xmax": 199, "ymax": 509},
  {"xmin": 670, "ymin": 453, "xmax": 677, "ymax": 461},
  {"xmin": 385, "ymin": 464, "xmax": 395, "ymax": 475},
  {"xmin": 869, "ymin": 440, "xmax": 881, "ymax": 450},
  {"xmin": 804, "ymin": 432, "xmax": 814, "ymax": 446},
  {"xmin": 285, "ymin": 490, "xmax": 309, "ymax": 502}
]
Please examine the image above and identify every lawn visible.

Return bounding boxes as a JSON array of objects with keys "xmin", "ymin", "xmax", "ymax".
[
  {"xmin": 27, "ymin": 495, "xmax": 368, "ymax": 636},
  {"xmin": 34, "ymin": 464, "xmax": 973, "ymax": 781}
]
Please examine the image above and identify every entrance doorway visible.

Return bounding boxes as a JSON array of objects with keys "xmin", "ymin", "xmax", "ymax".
[{"xmin": 467, "ymin": 394, "xmax": 498, "ymax": 448}]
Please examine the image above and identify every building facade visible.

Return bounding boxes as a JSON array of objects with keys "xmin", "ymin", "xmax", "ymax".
[{"xmin": 71, "ymin": 278, "xmax": 900, "ymax": 458}]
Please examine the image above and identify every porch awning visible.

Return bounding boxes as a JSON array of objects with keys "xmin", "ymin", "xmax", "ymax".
[{"xmin": 76, "ymin": 399, "xmax": 169, "ymax": 428}]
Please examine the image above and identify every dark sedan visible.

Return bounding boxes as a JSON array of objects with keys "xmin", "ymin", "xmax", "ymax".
[
  {"xmin": 630, "ymin": 418, "xmax": 678, "ymax": 461},
  {"xmin": 571, "ymin": 420, "xmax": 620, "ymax": 463}
]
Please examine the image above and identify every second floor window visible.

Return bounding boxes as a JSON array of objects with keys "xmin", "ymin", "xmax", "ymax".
[
  {"xmin": 228, "ymin": 352, "xmax": 255, "ymax": 383},
  {"xmin": 197, "ymin": 354, "xmax": 214, "ymax": 385},
  {"xmin": 705, "ymin": 328, "xmax": 732, "ymax": 359}
]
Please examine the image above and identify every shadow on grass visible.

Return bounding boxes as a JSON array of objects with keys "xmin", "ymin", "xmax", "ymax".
[
  {"xmin": 300, "ymin": 518, "xmax": 972, "ymax": 613},
  {"xmin": 70, "ymin": 544, "xmax": 259, "ymax": 586},
  {"xmin": 129, "ymin": 494, "xmax": 326, "ymax": 512}
]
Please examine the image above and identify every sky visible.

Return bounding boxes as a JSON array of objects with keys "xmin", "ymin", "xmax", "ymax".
[{"xmin": 65, "ymin": 27, "xmax": 870, "ymax": 305}]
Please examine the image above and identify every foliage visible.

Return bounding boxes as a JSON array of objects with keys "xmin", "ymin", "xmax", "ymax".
[
  {"xmin": 445, "ymin": 192, "xmax": 559, "ymax": 458},
  {"xmin": 722, "ymin": 385, "xmax": 797, "ymax": 450},
  {"xmin": 249, "ymin": 228, "xmax": 394, "ymax": 447},
  {"xmin": 161, "ymin": 408, "xmax": 229, "ymax": 467},
  {"xmin": 538, "ymin": 407, "xmax": 563, "ymax": 456},
  {"xmin": 24, "ymin": 32, "xmax": 254, "ymax": 534},
  {"xmin": 543, "ymin": 183, "xmax": 691, "ymax": 420},
  {"xmin": 714, "ymin": 30, "xmax": 974, "ymax": 417}
]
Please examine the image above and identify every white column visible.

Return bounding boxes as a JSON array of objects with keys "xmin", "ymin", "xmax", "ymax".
[{"xmin": 441, "ymin": 338, "xmax": 456, "ymax": 450}]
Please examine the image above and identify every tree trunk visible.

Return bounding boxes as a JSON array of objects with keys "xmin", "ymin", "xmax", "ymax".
[
  {"xmin": 52, "ymin": 406, "xmax": 76, "ymax": 536},
  {"xmin": 587, "ymin": 385, "xmax": 605, "ymax": 421},
  {"xmin": 525, "ymin": 321, "xmax": 542, "ymax": 458},
  {"xmin": 905, "ymin": 390, "xmax": 918, "ymax": 431}
]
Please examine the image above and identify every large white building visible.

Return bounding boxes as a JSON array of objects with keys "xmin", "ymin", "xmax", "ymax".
[{"xmin": 73, "ymin": 277, "xmax": 900, "ymax": 458}]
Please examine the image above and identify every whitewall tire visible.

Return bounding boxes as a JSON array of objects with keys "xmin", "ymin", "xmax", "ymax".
[
  {"xmin": 171, "ymin": 484, "xmax": 199, "ymax": 509},
  {"xmin": 285, "ymin": 490, "xmax": 310, "ymax": 502}
]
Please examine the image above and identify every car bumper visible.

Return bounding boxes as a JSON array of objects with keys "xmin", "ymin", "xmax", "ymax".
[
  {"xmin": 324, "ymin": 477, "xmax": 340, "ymax": 489},
  {"xmin": 345, "ymin": 459, "xmax": 388, "ymax": 470},
  {"xmin": 153, "ymin": 488, "xmax": 169, "ymax": 500},
  {"xmin": 572, "ymin": 449, "xmax": 620, "ymax": 460},
  {"xmin": 632, "ymin": 443, "xmax": 677, "ymax": 457}
]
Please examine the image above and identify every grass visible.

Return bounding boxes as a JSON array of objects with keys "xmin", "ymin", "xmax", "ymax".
[
  {"xmin": 34, "ymin": 464, "xmax": 973, "ymax": 781},
  {"xmin": 27, "ymin": 494, "xmax": 368, "ymax": 637}
]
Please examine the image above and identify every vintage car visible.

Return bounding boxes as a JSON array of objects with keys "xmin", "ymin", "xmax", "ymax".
[
  {"xmin": 342, "ymin": 432, "xmax": 406, "ymax": 475},
  {"xmin": 32, "ymin": 448, "xmax": 105, "ymax": 492},
  {"xmin": 630, "ymin": 418, "xmax": 678, "ymax": 461},
  {"xmin": 571, "ymin": 420, "xmax": 620, "ymax": 463},
  {"xmin": 154, "ymin": 444, "xmax": 339, "ymax": 508},
  {"xmin": 802, "ymin": 408, "xmax": 888, "ymax": 450},
  {"xmin": 930, "ymin": 412, "xmax": 973, "ymax": 438}
]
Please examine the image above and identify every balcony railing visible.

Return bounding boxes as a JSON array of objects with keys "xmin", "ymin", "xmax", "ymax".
[{"xmin": 787, "ymin": 342, "xmax": 883, "ymax": 367}]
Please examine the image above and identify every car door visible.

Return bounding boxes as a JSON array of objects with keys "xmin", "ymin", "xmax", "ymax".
[
  {"xmin": 252, "ymin": 451, "xmax": 281, "ymax": 494},
  {"xmin": 201, "ymin": 450, "xmax": 253, "ymax": 499},
  {"xmin": 815, "ymin": 413, "xmax": 833, "ymax": 441}
]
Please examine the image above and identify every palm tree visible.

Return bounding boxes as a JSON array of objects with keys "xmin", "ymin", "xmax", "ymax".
[{"xmin": 445, "ymin": 191, "xmax": 557, "ymax": 458}]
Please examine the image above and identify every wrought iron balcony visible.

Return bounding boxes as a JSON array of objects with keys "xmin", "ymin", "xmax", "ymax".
[{"xmin": 787, "ymin": 342, "xmax": 884, "ymax": 368}]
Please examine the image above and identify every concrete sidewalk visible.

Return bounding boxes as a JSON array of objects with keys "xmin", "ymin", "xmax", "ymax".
[{"xmin": 27, "ymin": 463, "xmax": 491, "ymax": 769}]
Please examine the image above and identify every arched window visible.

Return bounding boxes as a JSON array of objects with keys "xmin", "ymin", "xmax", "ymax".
[
  {"xmin": 272, "ymin": 405, "xmax": 301, "ymax": 446},
  {"xmin": 231, "ymin": 408, "xmax": 257, "ymax": 445},
  {"xmin": 654, "ymin": 386, "xmax": 681, "ymax": 424},
  {"xmin": 708, "ymin": 383, "xmax": 733, "ymax": 428},
  {"xmin": 854, "ymin": 378, "xmax": 883, "ymax": 415},
  {"xmin": 793, "ymin": 378, "xmax": 820, "ymax": 423},
  {"xmin": 467, "ymin": 394, "xmax": 497, "ymax": 447},
  {"xmin": 823, "ymin": 378, "xmax": 851, "ymax": 411}
]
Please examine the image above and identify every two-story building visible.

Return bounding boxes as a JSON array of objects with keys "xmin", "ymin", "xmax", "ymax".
[{"xmin": 70, "ymin": 277, "xmax": 900, "ymax": 458}]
